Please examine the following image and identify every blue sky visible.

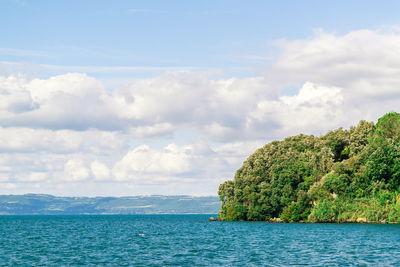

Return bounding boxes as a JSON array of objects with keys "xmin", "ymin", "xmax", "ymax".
[
  {"xmin": 1, "ymin": 1, "xmax": 400, "ymax": 196},
  {"xmin": 2, "ymin": 0, "xmax": 400, "ymax": 78}
]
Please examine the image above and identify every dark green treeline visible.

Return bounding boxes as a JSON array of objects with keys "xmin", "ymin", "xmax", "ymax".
[{"xmin": 218, "ymin": 112, "xmax": 400, "ymax": 222}]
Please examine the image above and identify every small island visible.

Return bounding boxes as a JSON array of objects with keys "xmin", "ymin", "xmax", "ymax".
[{"xmin": 218, "ymin": 112, "xmax": 400, "ymax": 223}]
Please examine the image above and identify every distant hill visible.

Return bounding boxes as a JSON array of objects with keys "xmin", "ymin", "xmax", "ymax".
[{"xmin": 0, "ymin": 194, "xmax": 220, "ymax": 215}]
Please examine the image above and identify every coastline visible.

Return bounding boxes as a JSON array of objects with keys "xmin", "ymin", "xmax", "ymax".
[{"xmin": 210, "ymin": 217, "xmax": 400, "ymax": 224}]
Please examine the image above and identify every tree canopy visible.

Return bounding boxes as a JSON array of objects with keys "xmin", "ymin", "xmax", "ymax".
[{"xmin": 218, "ymin": 112, "xmax": 400, "ymax": 223}]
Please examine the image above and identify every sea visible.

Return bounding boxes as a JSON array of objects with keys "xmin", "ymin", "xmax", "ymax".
[{"xmin": 1, "ymin": 214, "xmax": 400, "ymax": 266}]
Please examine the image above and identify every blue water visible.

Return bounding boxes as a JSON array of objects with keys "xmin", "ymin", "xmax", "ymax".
[{"xmin": 1, "ymin": 215, "xmax": 400, "ymax": 266}]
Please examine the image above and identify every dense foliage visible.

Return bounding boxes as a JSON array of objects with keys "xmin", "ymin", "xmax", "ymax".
[{"xmin": 218, "ymin": 112, "xmax": 400, "ymax": 222}]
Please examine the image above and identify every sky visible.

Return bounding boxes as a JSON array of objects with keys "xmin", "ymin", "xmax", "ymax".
[{"xmin": 1, "ymin": 0, "xmax": 400, "ymax": 196}]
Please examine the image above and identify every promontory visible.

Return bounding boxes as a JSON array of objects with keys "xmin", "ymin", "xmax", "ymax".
[{"xmin": 218, "ymin": 112, "xmax": 400, "ymax": 223}]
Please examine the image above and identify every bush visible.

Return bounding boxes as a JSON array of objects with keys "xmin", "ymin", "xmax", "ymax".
[{"xmin": 309, "ymin": 200, "xmax": 337, "ymax": 222}]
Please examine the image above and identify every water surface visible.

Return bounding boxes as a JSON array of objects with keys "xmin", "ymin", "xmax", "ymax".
[{"xmin": 1, "ymin": 215, "xmax": 399, "ymax": 266}]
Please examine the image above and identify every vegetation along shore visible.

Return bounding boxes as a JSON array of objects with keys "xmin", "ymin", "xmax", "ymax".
[{"xmin": 218, "ymin": 112, "xmax": 400, "ymax": 223}]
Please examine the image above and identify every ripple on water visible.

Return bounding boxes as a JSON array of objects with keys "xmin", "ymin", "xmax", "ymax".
[{"xmin": 0, "ymin": 215, "xmax": 400, "ymax": 265}]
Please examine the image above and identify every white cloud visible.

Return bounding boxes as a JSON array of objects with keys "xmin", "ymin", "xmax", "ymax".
[
  {"xmin": 27, "ymin": 72, "xmax": 104, "ymax": 100},
  {"xmin": 2, "ymin": 28, "xmax": 400, "ymax": 195},
  {"xmin": 110, "ymin": 71, "xmax": 215, "ymax": 122},
  {"xmin": 111, "ymin": 141, "xmax": 244, "ymax": 184},
  {"xmin": 0, "ymin": 135, "xmax": 259, "ymax": 195},
  {"xmin": 63, "ymin": 159, "xmax": 89, "ymax": 181},
  {"xmin": 0, "ymin": 183, "xmax": 17, "ymax": 189},
  {"xmin": 91, "ymin": 161, "xmax": 110, "ymax": 181},
  {"xmin": 2, "ymin": 29, "xmax": 400, "ymax": 142},
  {"xmin": 271, "ymin": 29, "xmax": 400, "ymax": 98},
  {"xmin": 278, "ymin": 82, "xmax": 344, "ymax": 133},
  {"xmin": 16, "ymin": 172, "xmax": 47, "ymax": 182},
  {"xmin": 261, "ymin": 29, "xmax": 400, "ymax": 132},
  {"xmin": 112, "ymin": 144, "xmax": 193, "ymax": 182},
  {"xmin": 0, "ymin": 72, "xmax": 276, "ymax": 140},
  {"xmin": 0, "ymin": 73, "xmax": 125, "ymax": 131},
  {"xmin": 250, "ymin": 82, "xmax": 345, "ymax": 137},
  {"xmin": 0, "ymin": 127, "xmax": 127, "ymax": 154},
  {"xmin": 0, "ymin": 174, "xmax": 10, "ymax": 182},
  {"xmin": 128, "ymin": 122, "xmax": 175, "ymax": 138}
]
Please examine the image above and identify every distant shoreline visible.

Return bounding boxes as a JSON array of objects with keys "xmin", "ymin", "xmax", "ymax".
[{"xmin": 0, "ymin": 194, "xmax": 221, "ymax": 215}]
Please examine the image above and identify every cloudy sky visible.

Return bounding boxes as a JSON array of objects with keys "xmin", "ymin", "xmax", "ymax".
[{"xmin": 1, "ymin": 0, "xmax": 400, "ymax": 196}]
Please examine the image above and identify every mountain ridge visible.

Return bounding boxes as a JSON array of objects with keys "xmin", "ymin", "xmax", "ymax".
[{"xmin": 0, "ymin": 194, "xmax": 220, "ymax": 215}]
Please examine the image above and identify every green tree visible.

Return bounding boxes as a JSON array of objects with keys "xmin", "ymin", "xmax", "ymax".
[{"xmin": 217, "ymin": 112, "xmax": 400, "ymax": 223}]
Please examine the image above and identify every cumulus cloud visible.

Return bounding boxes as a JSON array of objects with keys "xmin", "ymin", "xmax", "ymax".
[
  {"xmin": 249, "ymin": 82, "xmax": 345, "ymax": 137},
  {"xmin": 0, "ymin": 73, "xmax": 126, "ymax": 130},
  {"xmin": 4, "ymin": 30, "xmax": 400, "ymax": 143},
  {"xmin": 112, "ymin": 144, "xmax": 188, "ymax": 182},
  {"xmin": 264, "ymin": 29, "xmax": 400, "ymax": 130},
  {"xmin": 128, "ymin": 122, "xmax": 175, "ymax": 138},
  {"xmin": 271, "ymin": 29, "xmax": 400, "ymax": 98},
  {"xmin": 0, "ymin": 127, "xmax": 127, "ymax": 154},
  {"xmin": 2, "ymin": 28, "xmax": 400, "ymax": 195},
  {"xmin": 112, "ymin": 142, "xmax": 228, "ymax": 182},
  {"xmin": 91, "ymin": 160, "xmax": 110, "ymax": 181},
  {"xmin": 0, "ymin": 72, "xmax": 277, "ymax": 140},
  {"xmin": 0, "ymin": 139, "xmax": 258, "ymax": 195},
  {"xmin": 63, "ymin": 158, "xmax": 90, "ymax": 181}
]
